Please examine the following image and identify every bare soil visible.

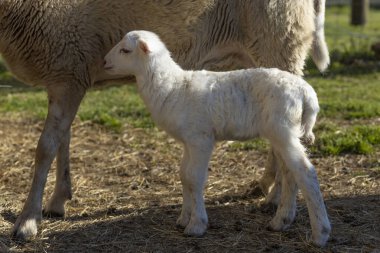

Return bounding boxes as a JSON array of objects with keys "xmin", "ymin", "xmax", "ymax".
[{"xmin": 0, "ymin": 116, "xmax": 379, "ymax": 253}]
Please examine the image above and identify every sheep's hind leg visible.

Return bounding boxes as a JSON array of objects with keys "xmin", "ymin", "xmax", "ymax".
[
  {"xmin": 43, "ymin": 129, "xmax": 72, "ymax": 218},
  {"xmin": 182, "ymin": 140, "xmax": 213, "ymax": 237},
  {"xmin": 12, "ymin": 84, "xmax": 85, "ymax": 240}
]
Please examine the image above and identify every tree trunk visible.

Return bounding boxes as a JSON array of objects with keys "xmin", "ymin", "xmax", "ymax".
[{"xmin": 351, "ymin": 0, "xmax": 369, "ymax": 26}]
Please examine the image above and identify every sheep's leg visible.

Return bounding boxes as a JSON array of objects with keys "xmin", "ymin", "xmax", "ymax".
[
  {"xmin": 268, "ymin": 153, "xmax": 298, "ymax": 231},
  {"xmin": 43, "ymin": 129, "xmax": 72, "ymax": 217},
  {"xmin": 12, "ymin": 84, "xmax": 85, "ymax": 240},
  {"xmin": 176, "ymin": 146, "xmax": 192, "ymax": 228},
  {"xmin": 260, "ymin": 148, "xmax": 281, "ymax": 205},
  {"xmin": 182, "ymin": 140, "xmax": 213, "ymax": 236},
  {"xmin": 277, "ymin": 139, "xmax": 330, "ymax": 246}
]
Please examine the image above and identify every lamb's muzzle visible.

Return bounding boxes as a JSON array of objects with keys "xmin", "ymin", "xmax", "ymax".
[
  {"xmin": 103, "ymin": 60, "xmax": 113, "ymax": 70},
  {"xmin": 104, "ymin": 30, "xmax": 330, "ymax": 246}
]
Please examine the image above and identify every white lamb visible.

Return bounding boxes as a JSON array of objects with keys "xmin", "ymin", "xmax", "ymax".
[{"xmin": 104, "ymin": 31, "xmax": 331, "ymax": 246}]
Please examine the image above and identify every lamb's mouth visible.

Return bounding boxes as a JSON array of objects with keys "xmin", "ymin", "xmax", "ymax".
[{"xmin": 104, "ymin": 66, "xmax": 114, "ymax": 71}]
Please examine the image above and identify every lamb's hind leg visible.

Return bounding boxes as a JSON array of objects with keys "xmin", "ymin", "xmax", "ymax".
[
  {"xmin": 267, "ymin": 152, "xmax": 298, "ymax": 231},
  {"xmin": 277, "ymin": 138, "xmax": 330, "ymax": 246},
  {"xmin": 12, "ymin": 84, "xmax": 85, "ymax": 240},
  {"xmin": 260, "ymin": 148, "xmax": 281, "ymax": 206},
  {"xmin": 43, "ymin": 129, "xmax": 72, "ymax": 217},
  {"xmin": 181, "ymin": 139, "xmax": 214, "ymax": 236}
]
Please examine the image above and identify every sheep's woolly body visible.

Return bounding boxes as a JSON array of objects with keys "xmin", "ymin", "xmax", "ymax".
[
  {"xmin": 0, "ymin": 0, "xmax": 326, "ymax": 88},
  {"xmin": 0, "ymin": 0, "xmax": 215, "ymax": 87}
]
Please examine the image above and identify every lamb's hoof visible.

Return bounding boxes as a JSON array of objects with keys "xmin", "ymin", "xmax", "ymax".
[
  {"xmin": 311, "ymin": 226, "xmax": 331, "ymax": 247},
  {"xmin": 184, "ymin": 219, "xmax": 208, "ymax": 237},
  {"xmin": 11, "ymin": 216, "xmax": 39, "ymax": 241},
  {"xmin": 267, "ymin": 216, "xmax": 293, "ymax": 232},
  {"xmin": 176, "ymin": 217, "xmax": 189, "ymax": 229},
  {"xmin": 176, "ymin": 211, "xmax": 191, "ymax": 228}
]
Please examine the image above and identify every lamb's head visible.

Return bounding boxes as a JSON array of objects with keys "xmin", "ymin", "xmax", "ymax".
[{"xmin": 104, "ymin": 30, "xmax": 168, "ymax": 76}]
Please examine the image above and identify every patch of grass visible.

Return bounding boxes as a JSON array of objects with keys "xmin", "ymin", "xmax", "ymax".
[
  {"xmin": 325, "ymin": 6, "xmax": 380, "ymax": 56},
  {"xmin": 307, "ymin": 73, "xmax": 380, "ymax": 120},
  {"xmin": 223, "ymin": 124, "xmax": 380, "ymax": 156},
  {"xmin": 0, "ymin": 90, "xmax": 48, "ymax": 119},
  {"xmin": 226, "ymin": 139, "xmax": 269, "ymax": 152},
  {"xmin": 0, "ymin": 85, "xmax": 154, "ymax": 131},
  {"xmin": 312, "ymin": 125, "xmax": 380, "ymax": 155},
  {"xmin": 79, "ymin": 86, "xmax": 154, "ymax": 131}
]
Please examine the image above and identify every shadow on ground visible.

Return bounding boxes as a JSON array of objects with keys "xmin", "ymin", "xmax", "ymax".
[{"xmin": 1, "ymin": 194, "xmax": 379, "ymax": 253}]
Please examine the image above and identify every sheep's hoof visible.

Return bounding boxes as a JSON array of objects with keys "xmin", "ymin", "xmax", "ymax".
[
  {"xmin": 42, "ymin": 209, "xmax": 65, "ymax": 218},
  {"xmin": 11, "ymin": 215, "xmax": 40, "ymax": 241}
]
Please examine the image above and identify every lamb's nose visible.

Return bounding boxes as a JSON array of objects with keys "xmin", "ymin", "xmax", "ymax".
[{"xmin": 104, "ymin": 60, "xmax": 113, "ymax": 70}]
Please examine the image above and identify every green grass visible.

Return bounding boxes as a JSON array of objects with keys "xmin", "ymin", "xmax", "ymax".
[
  {"xmin": 308, "ymin": 73, "xmax": 380, "ymax": 120},
  {"xmin": 0, "ymin": 90, "xmax": 47, "ymax": 119},
  {"xmin": 313, "ymin": 124, "xmax": 380, "ymax": 155},
  {"xmin": 325, "ymin": 6, "xmax": 380, "ymax": 58},
  {"xmin": 0, "ymin": 6, "xmax": 379, "ymax": 156},
  {"xmin": 0, "ymin": 85, "xmax": 153, "ymax": 132},
  {"xmin": 79, "ymin": 86, "xmax": 154, "ymax": 131}
]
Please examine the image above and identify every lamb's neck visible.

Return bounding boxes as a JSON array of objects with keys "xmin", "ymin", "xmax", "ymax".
[{"xmin": 136, "ymin": 57, "xmax": 188, "ymax": 115}]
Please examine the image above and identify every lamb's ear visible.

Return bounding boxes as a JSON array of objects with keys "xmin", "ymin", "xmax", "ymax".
[{"xmin": 138, "ymin": 40, "xmax": 150, "ymax": 54}]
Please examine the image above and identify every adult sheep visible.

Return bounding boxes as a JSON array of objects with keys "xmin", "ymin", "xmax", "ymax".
[{"xmin": 0, "ymin": 0, "xmax": 329, "ymax": 240}]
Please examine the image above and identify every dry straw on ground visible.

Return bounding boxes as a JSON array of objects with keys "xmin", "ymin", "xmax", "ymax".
[{"xmin": 0, "ymin": 116, "xmax": 379, "ymax": 252}]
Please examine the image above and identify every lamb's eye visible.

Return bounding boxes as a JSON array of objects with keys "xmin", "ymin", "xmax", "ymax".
[{"xmin": 120, "ymin": 48, "xmax": 131, "ymax": 54}]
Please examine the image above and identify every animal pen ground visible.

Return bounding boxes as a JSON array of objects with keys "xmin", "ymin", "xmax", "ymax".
[{"xmin": 0, "ymin": 5, "xmax": 379, "ymax": 253}]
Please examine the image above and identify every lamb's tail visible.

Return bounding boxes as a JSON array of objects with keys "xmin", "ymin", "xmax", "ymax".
[
  {"xmin": 311, "ymin": 0, "xmax": 330, "ymax": 72},
  {"xmin": 301, "ymin": 84, "xmax": 320, "ymax": 145}
]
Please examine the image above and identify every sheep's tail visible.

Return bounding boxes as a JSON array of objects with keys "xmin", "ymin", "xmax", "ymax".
[
  {"xmin": 311, "ymin": 0, "xmax": 330, "ymax": 72},
  {"xmin": 301, "ymin": 84, "xmax": 320, "ymax": 145}
]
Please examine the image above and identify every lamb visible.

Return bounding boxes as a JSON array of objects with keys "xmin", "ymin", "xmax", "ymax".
[
  {"xmin": 103, "ymin": 30, "xmax": 331, "ymax": 246},
  {"xmin": 0, "ymin": 0, "xmax": 329, "ymax": 240}
]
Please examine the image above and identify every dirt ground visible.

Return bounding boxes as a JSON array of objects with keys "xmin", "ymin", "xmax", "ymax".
[{"xmin": 0, "ymin": 116, "xmax": 379, "ymax": 253}]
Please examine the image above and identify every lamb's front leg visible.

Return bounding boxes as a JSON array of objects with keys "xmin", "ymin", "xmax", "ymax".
[
  {"xmin": 176, "ymin": 146, "xmax": 191, "ymax": 228},
  {"xmin": 180, "ymin": 140, "xmax": 213, "ymax": 236}
]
